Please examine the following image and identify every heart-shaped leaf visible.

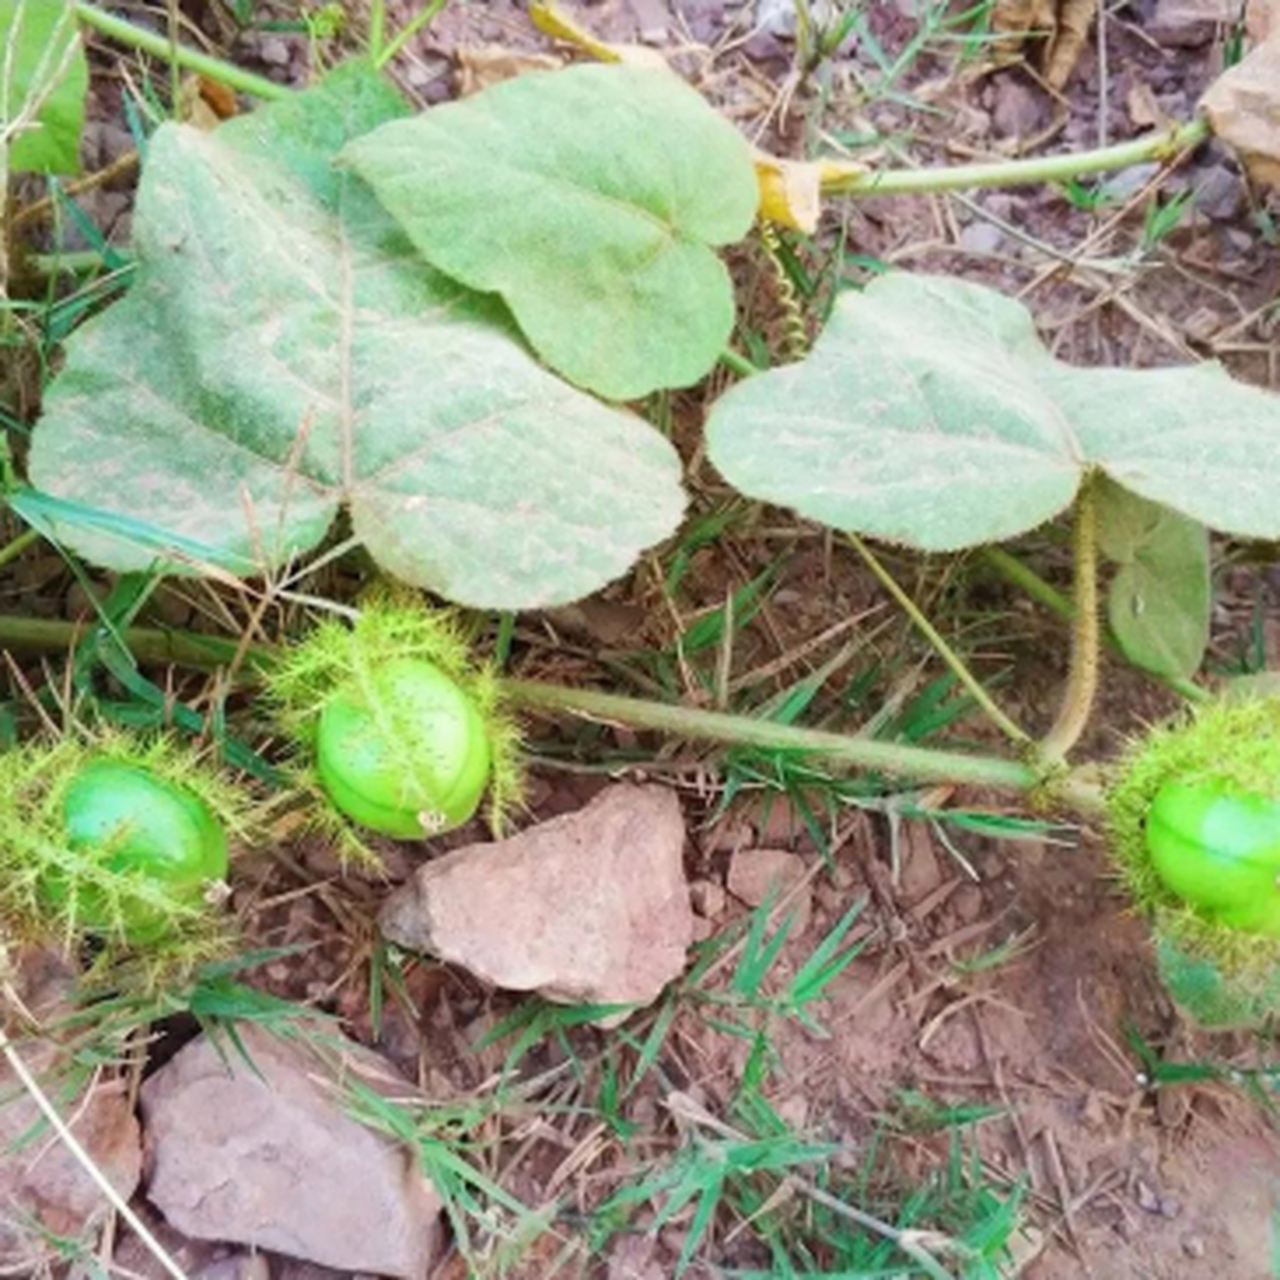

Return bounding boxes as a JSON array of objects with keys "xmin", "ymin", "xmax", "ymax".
[
  {"xmin": 2, "ymin": 0, "xmax": 88, "ymax": 174},
  {"xmin": 707, "ymin": 273, "xmax": 1280, "ymax": 549},
  {"xmin": 1097, "ymin": 478, "xmax": 1210, "ymax": 680},
  {"xmin": 342, "ymin": 64, "xmax": 759, "ymax": 400},
  {"xmin": 27, "ymin": 64, "xmax": 685, "ymax": 609}
]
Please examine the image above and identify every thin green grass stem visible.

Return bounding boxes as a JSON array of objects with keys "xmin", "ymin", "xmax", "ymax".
[
  {"xmin": 375, "ymin": 0, "xmax": 451, "ymax": 69},
  {"xmin": 74, "ymin": 4, "xmax": 290, "ymax": 102},
  {"xmin": 368, "ymin": 0, "xmax": 387, "ymax": 62},
  {"xmin": 0, "ymin": 528, "xmax": 39, "ymax": 570},
  {"xmin": 979, "ymin": 545, "xmax": 1210, "ymax": 705},
  {"xmin": 718, "ymin": 347, "xmax": 763, "ymax": 377},
  {"xmin": 847, "ymin": 534, "xmax": 1032, "ymax": 747},
  {"xmin": 824, "ymin": 117, "xmax": 1210, "ymax": 197}
]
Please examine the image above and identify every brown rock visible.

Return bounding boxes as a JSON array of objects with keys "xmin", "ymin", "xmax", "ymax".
[
  {"xmin": 689, "ymin": 878, "xmax": 728, "ymax": 921},
  {"xmin": 726, "ymin": 847, "xmax": 812, "ymax": 936},
  {"xmin": 1202, "ymin": 37, "xmax": 1280, "ymax": 188},
  {"xmin": 140, "ymin": 1025, "xmax": 441, "ymax": 1279},
  {"xmin": 379, "ymin": 785, "xmax": 693, "ymax": 1019},
  {"xmin": 1151, "ymin": 0, "xmax": 1239, "ymax": 44},
  {"xmin": 0, "ymin": 1040, "xmax": 142, "ymax": 1271}
]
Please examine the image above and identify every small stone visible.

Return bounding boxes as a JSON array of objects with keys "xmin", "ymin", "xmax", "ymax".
[
  {"xmin": 1150, "ymin": 0, "xmax": 1238, "ymax": 45},
  {"xmin": 1193, "ymin": 163, "xmax": 1244, "ymax": 220},
  {"xmin": 727, "ymin": 847, "xmax": 812, "ymax": 934},
  {"xmin": 255, "ymin": 35, "xmax": 292, "ymax": 66},
  {"xmin": 989, "ymin": 75, "xmax": 1046, "ymax": 139},
  {"xmin": 756, "ymin": 0, "xmax": 798, "ymax": 36},
  {"xmin": 674, "ymin": 0, "xmax": 725, "ymax": 41},
  {"xmin": 1098, "ymin": 162, "xmax": 1162, "ymax": 202},
  {"xmin": 1182, "ymin": 1233, "xmax": 1207, "ymax": 1258},
  {"xmin": 380, "ymin": 785, "xmax": 694, "ymax": 1019},
  {"xmin": 1134, "ymin": 1178, "xmax": 1161, "ymax": 1214},
  {"xmin": 958, "ymin": 222, "xmax": 1004, "ymax": 255},
  {"xmin": 689, "ymin": 878, "xmax": 728, "ymax": 920},
  {"xmin": 194, "ymin": 1253, "xmax": 272, "ymax": 1280},
  {"xmin": 146, "ymin": 584, "xmax": 195, "ymax": 630},
  {"xmin": 775, "ymin": 1094, "xmax": 809, "ymax": 1130},
  {"xmin": 140, "ymin": 1025, "xmax": 442, "ymax": 1278},
  {"xmin": 627, "ymin": 0, "xmax": 670, "ymax": 41},
  {"xmin": 1159, "ymin": 1196, "xmax": 1182, "ymax": 1218}
]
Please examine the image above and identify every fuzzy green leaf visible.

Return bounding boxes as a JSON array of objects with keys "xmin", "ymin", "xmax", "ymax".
[
  {"xmin": 707, "ymin": 273, "xmax": 1280, "ymax": 549},
  {"xmin": 27, "ymin": 64, "xmax": 685, "ymax": 609},
  {"xmin": 341, "ymin": 64, "xmax": 759, "ymax": 400},
  {"xmin": 2, "ymin": 0, "xmax": 89, "ymax": 174},
  {"xmin": 1097, "ymin": 479, "xmax": 1210, "ymax": 680}
]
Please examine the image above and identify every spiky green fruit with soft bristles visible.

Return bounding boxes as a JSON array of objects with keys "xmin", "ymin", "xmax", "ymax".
[
  {"xmin": 0, "ymin": 733, "xmax": 252, "ymax": 968},
  {"xmin": 1108, "ymin": 691, "xmax": 1280, "ymax": 1028},
  {"xmin": 267, "ymin": 598, "xmax": 523, "ymax": 850}
]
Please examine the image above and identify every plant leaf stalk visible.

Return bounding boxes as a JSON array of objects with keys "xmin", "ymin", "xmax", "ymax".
[
  {"xmin": 74, "ymin": 3, "xmax": 289, "ymax": 102},
  {"xmin": 0, "ymin": 614, "xmax": 1106, "ymax": 809},
  {"xmin": 820, "ymin": 118, "xmax": 1210, "ymax": 197},
  {"xmin": 1040, "ymin": 473, "xmax": 1101, "ymax": 762},
  {"xmin": 979, "ymin": 544, "xmax": 1210, "ymax": 705}
]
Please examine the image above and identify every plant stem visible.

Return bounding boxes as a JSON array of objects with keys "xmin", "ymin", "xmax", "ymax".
[
  {"xmin": 368, "ymin": 0, "xmax": 386, "ymax": 62},
  {"xmin": 821, "ymin": 117, "xmax": 1209, "ymax": 197},
  {"xmin": 0, "ymin": 528, "xmax": 39, "ymax": 570},
  {"xmin": 847, "ymin": 534, "xmax": 1032, "ymax": 747},
  {"xmin": 0, "ymin": 613, "xmax": 1045, "ymax": 795},
  {"xmin": 74, "ymin": 4, "xmax": 290, "ymax": 102},
  {"xmin": 375, "ymin": 0, "xmax": 451, "ymax": 69},
  {"xmin": 502, "ymin": 677, "xmax": 1039, "ymax": 791},
  {"xmin": 1040, "ymin": 475, "xmax": 1101, "ymax": 761},
  {"xmin": 979, "ymin": 545, "xmax": 1210, "ymax": 705},
  {"xmin": 0, "ymin": 614, "xmax": 256, "ymax": 670},
  {"xmin": 718, "ymin": 346, "xmax": 762, "ymax": 377}
]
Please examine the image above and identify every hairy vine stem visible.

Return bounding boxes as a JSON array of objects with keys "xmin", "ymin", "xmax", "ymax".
[
  {"xmin": 1040, "ymin": 474, "xmax": 1101, "ymax": 762},
  {"xmin": 0, "ymin": 614, "xmax": 1107, "ymax": 810}
]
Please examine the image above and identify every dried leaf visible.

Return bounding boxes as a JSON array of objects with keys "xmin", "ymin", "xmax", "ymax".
[
  {"xmin": 1202, "ymin": 36, "xmax": 1280, "ymax": 188},
  {"xmin": 1044, "ymin": 0, "xmax": 1096, "ymax": 90},
  {"xmin": 529, "ymin": 1, "xmax": 669, "ymax": 68},
  {"xmin": 1126, "ymin": 80, "xmax": 1169, "ymax": 129},
  {"xmin": 197, "ymin": 75, "xmax": 238, "ymax": 120},
  {"xmin": 987, "ymin": 0, "xmax": 1097, "ymax": 89},
  {"xmin": 754, "ymin": 153, "xmax": 825, "ymax": 232},
  {"xmin": 989, "ymin": 0, "xmax": 1051, "ymax": 66},
  {"xmin": 455, "ymin": 44, "xmax": 563, "ymax": 96},
  {"xmin": 1247, "ymin": 0, "xmax": 1278, "ymax": 40}
]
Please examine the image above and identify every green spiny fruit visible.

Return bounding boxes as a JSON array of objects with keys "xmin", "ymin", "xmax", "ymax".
[
  {"xmin": 0, "ymin": 735, "xmax": 249, "ymax": 953},
  {"xmin": 268, "ymin": 598, "xmax": 522, "ymax": 845},
  {"xmin": 1108, "ymin": 690, "xmax": 1280, "ymax": 1027}
]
